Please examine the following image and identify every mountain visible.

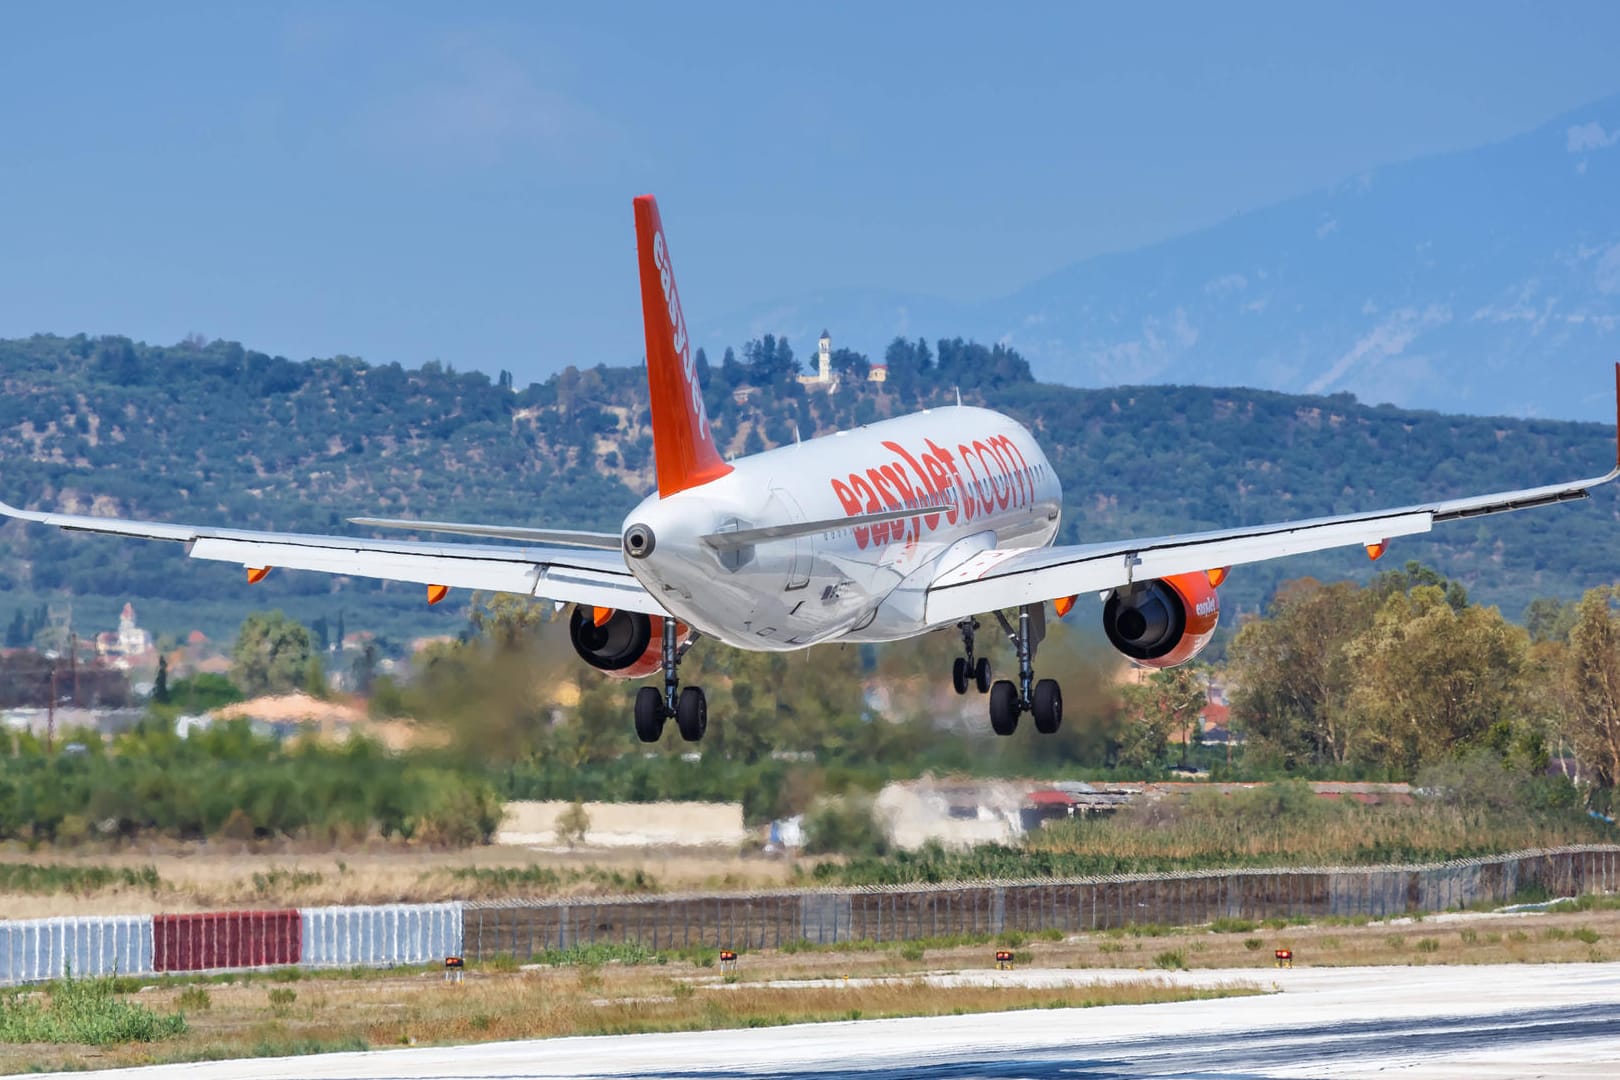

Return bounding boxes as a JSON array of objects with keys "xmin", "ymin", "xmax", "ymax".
[
  {"xmin": 706, "ymin": 94, "xmax": 1620, "ymax": 422},
  {"xmin": 2, "ymin": 335, "xmax": 1616, "ymax": 649}
]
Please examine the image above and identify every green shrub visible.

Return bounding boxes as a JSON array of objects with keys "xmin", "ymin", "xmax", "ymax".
[
  {"xmin": 802, "ymin": 795, "xmax": 889, "ymax": 857},
  {"xmin": 1573, "ymin": 927, "xmax": 1600, "ymax": 945},
  {"xmin": 1152, "ymin": 950, "xmax": 1187, "ymax": 970},
  {"xmin": 0, "ymin": 975, "xmax": 186, "ymax": 1045},
  {"xmin": 1415, "ymin": 938, "xmax": 1440, "ymax": 953},
  {"xmin": 1243, "ymin": 938, "xmax": 1263, "ymax": 951},
  {"xmin": 177, "ymin": 986, "xmax": 211, "ymax": 1012}
]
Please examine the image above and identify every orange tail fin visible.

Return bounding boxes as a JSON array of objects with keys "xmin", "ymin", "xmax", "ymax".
[{"xmin": 633, "ymin": 195, "xmax": 733, "ymax": 498}]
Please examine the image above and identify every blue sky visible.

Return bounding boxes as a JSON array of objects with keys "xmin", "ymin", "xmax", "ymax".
[{"xmin": 2, "ymin": 1, "xmax": 1618, "ymax": 387}]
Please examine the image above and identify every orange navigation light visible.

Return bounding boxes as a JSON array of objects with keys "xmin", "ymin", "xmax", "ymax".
[
  {"xmin": 1365, "ymin": 540, "xmax": 1388, "ymax": 561},
  {"xmin": 427, "ymin": 584, "xmax": 449, "ymax": 606},
  {"xmin": 246, "ymin": 566, "xmax": 271, "ymax": 584},
  {"xmin": 1053, "ymin": 594, "xmax": 1079, "ymax": 618},
  {"xmin": 1205, "ymin": 566, "xmax": 1230, "ymax": 588},
  {"xmin": 592, "ymin": 606, "xmax": 616, "ymax": 627}
]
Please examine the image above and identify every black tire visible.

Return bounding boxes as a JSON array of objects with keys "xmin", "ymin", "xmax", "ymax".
[
  {"xmin": 974, "ymin": 656, "xmax": 992, "ymax": 694},
  {"xmin": 989, "ymin": 680, "xmax": 1020, "ymax": 736},
  {"xmin": 1033, "ymin": 679, "xmax": 1063, "ymax": 735},
  {"xmin": 951, "ymin": 657, "xmax": 969, "ymax": 695},
  {"xmin": 676, "ymin": 686, "xmax": 708, "ymax": 742},
  {"xmin": 634, "ymin": 686, "xmax": 666, "ymax": 743}
]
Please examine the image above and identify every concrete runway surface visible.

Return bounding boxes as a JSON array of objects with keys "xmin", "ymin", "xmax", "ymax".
[{"xmin": 41, "ymin": 961, "xmax": 1620, "ymax": 1080}]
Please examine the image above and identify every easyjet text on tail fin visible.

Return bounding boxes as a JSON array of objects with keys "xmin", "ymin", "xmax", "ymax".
[{"xmin": 634, "ymin": 195, "xmax": 732, "ymax": 498}]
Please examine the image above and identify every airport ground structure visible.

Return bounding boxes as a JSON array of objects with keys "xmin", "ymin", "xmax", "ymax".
[{"xmin": 3, "ymin": 845, "xmax": 1618, "ymax": 986}]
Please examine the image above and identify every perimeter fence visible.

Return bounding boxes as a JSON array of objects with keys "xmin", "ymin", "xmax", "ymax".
[
  {"xmin": 4, "ymin": 845, "xmax": 1618, "ymax": 984},
  {"xmin": 459, "ymin": 845, "xmax": 1620, "ymax": 961}
]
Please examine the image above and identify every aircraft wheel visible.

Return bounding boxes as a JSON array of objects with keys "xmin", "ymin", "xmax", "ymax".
[
  {"xmin": 676, "ymin": 686, "xmax": 708, "ymax": 742},
  {"xmin": 951, "ymin": 657, "xmax": 969, "ymax": 695},
  {"xmin": 974, "ymin": 657, "xmax": 992, "ymax": 694},
  {"xmin": 634, "ymin": 686, "xmax": 666, "ymax": 743},
  {"xmin": 989, "ymin": 680, "xmax": 1020, "ymax": 736},
  {"xmin": 1033, "ymin": 679, "xmax": 1063, "ymax": 735}
]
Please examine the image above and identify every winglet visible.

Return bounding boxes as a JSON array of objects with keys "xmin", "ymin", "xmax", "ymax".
[
  {"xmin": 1613, "ymin": 361, "xmax": 1618, "ymax": 470},
  {"xmin": 633, "ymin": 195, "xmax": 733, "ymax": 498}
]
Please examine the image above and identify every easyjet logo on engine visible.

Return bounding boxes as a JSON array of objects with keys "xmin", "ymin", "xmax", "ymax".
[
  {"xmin": 1195, "ymin": 595, "xmax": 1218, "ymax": 618},
  {"xmin": 651, "ymin": 231, "xmax": 710, "ymax": 436},
  {"xmin": 829, "ymin": 432, "xmax": 1038, "ymax": 550}
]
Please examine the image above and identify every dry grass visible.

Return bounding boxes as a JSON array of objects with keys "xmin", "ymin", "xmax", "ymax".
[
  {"xmin": 1026, "ymin": 791, "xmax": 1601, "ymax": 867},
  {"xmin": 0, "ymin": 961, "xmax": 1251, "ymax": 1073},
  {"xmin": 0, "ymin": 846, "xmax": 805, "ymax": 918}
]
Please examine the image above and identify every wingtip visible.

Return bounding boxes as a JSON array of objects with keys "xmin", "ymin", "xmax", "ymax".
[{"xmin": 1614, "ymin": 361, "xmax": 1619, "ymax": 470}]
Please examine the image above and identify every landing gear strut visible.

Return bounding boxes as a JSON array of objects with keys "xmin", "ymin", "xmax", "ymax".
[
  {"xmin": 634, "ymin": 620, "xmax": 706, "ymax": 743},
  {"xmin": 987, "ymin": 604, "xmax": 1062, "ymax": 736},
  {"xmin": 951, "ymin": 619, "xmax": 993, "ymax": 695}
]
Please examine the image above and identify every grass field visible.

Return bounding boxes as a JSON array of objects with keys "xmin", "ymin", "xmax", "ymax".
[
  {"xmin": 2, "ymin": 904, "xmax": 1617, "ymax": 1073},
  {"xmin": 0, "ymin": 846, "xmax": 802, "ymax": 918}
]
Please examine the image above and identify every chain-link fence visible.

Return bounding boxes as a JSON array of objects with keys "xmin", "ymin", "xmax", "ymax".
[{"xmin": 461, "ymin": 844, "xmax": 1620, "ymax": 961}]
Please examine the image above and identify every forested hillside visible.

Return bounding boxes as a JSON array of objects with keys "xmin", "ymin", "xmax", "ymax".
[{"xmin": 1, "ymin": 332, "xmax": 1616, "ymax": 646}]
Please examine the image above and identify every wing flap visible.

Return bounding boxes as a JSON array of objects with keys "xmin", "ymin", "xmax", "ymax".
[
  {"xmin": 0, "ymin": 496, "xmax": 662, "ymax": 615},
  {"xmin": 925, "ymin": 510, "xmax": 1435, "ymax": 623},
  {"xmin": 348, "ymin": 516, "xmax": 623, "ymax": 550}
]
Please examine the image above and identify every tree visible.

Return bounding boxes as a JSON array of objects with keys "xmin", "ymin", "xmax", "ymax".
[
  {"xmin": 1526, "ymin": 597, "xmax": 1579, "ymax": 644},
  {"xmin": 1563, "ymin": 585, "xmax": 1620, "ymax": 790},
  {"xmin": 229, "ymin": 611, "xmax": 315, "ymax": 697},
  {"xmin": 153, "ymin": 654, "xmax": 170, "ymax": 704},
  {"xmin": 1117, "ymin": 668, "xmax": 1203, "ymax": 769},
  {"xmin": 1228, "ymin": 579, "xmax": 1376, "ymax": 768},
  {"xmin": 1346, "ymin": 586, "xmax": 1529, "ymax": 774},
  {"xmin": 466, "ymin": 592, "xmax": 550, "ymax": 651}
]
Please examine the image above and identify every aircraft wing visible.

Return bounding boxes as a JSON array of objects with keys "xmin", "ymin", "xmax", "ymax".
[
  {"xmin": 0, "ymin": 498, "xmax": 661, "ymax": 614},
  {"xmin": 925, "ymin": 438, "xmax": 1620, "ymax": 626}
]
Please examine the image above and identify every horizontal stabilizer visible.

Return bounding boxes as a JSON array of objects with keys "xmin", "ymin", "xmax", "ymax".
[
  {"xmin": 701, "ymin": 505, "xmax": 933, "ymax": 551},
  {"xmin": 349, "ymin": 517, "xmax": 623, "ymax": 550}
]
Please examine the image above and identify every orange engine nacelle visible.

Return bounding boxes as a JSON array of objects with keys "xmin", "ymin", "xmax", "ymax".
[
  {"xmin": 1101, "ymin": 571, "xmax": 1220, "ymax": 669},
  {"xmin": 568, "ymin": 606, "xmax": 690, "ymax": 679}
]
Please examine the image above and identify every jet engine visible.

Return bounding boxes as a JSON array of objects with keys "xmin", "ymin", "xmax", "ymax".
[
  {"xmin": 568, "ymin": 606, "xmax": 689, "ymax": 680},
  {"xmin": 1101, "ymin": 571, "xmax": 1220, "ymax": 669}
]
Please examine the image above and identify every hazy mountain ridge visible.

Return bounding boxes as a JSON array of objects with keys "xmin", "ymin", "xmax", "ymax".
[
  {"xmin": 708, "ymin": 93, "xmax": 1620, "ymax": 421},
  {"xmin": 0, "ymin": 334, "xmax": 1615, "ymax": 644}
]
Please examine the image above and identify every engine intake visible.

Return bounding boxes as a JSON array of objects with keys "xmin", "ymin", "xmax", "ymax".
[
  {"xmin": 568, "ymin": 607, "xmax": 692, "ymax": 680},
  {"xmin": 569, "ymin": 606, "xmax": 653, "ymax": 673},
  {"xmin": 1101, "ymin": 572, "xmax": 1219, "ymax": 669}
]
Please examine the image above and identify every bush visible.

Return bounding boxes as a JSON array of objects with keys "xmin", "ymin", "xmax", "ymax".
[
  {"xmin": 177, "ymin": 986, "xmax": 211, "ymax": 1012},
  {"xmin": 1152, "ymin": 950, "xmax": 1187, "ymax": 970},
  {"xmin": 0, "ymin": 974, "xmax": 186, "ymax": 1044},
  {"xmin": 802, "ymin": 795, "xmax": 889, "ymax": 857}
]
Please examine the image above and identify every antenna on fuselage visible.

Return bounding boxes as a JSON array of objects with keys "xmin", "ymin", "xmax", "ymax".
[
  {"xmin": 793, "ymin": 424, "xmax": 801, "ymax": 444},
  {"xmin": 955, "ymin": 386, "xmax": 962, "ymax": 406}
]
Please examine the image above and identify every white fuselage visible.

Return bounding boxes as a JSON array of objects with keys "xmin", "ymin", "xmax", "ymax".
[{"xmin": 620, "ymin": 406, "xmax": 1062, "ymax": 649}]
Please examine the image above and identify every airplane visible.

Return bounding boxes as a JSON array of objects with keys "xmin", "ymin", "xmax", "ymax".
[{"xmin": 3, "ymin": 195, "xmax": 1618, "ymax": 745}]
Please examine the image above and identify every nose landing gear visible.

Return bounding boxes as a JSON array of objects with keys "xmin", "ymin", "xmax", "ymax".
[
  {"xmin": 634, "ymin": 618, "xmax": 706, "ymax": 743},
  {"xmin": 951, "ymin": 619, "xmax": 993, "ymax": 695},
  {"xmin": 986, "ymin": 604, "xmax": 1062, "ymax": 736}
]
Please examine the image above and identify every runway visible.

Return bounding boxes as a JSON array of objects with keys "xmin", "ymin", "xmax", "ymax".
[{"xmin": 44, "ymin": 961, "xmax": 1620, "ymax": 1079}]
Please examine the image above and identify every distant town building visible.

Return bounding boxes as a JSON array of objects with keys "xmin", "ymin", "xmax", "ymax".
[
  {"xmin": 93, "ymin": 603, "xmax": 155, "ymax": 670},
  {"xmin": 797, "ymin": 330, "xmax": 839, "ymax": 391},
  {"xmin": 868, "ymin": 364, "xmax": 888, "ymax": 383}
]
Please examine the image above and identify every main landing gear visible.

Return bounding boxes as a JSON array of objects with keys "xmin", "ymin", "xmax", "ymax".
[
  {"xmin": 634, "ymin": 620, "xmax": 707, "ymax": 744},
  {"xmin": 951, "ymin": 619, "xmax": 993, "ymax": 695},
  {"xmin": 986, "ymin": 604, "xmax": 1062, "ymax": 737}
]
